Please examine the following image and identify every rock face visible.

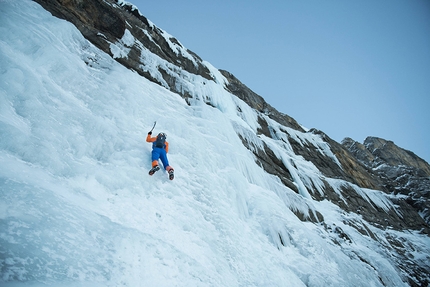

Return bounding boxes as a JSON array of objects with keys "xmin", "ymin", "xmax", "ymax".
[
  {"xmin": 33, "ymin": 0, "xmax": 213, "ymax": 98},
  {"xmin": 343, "ymin": 137, "xmax": 430, "ymax": 226},
  {"xmin": 31, "ymin": 0, "xmax": 430, "ymax": 285},
  {"xmin": 220, "ymin": 70, "xmax": 305, "ymax": 132}
]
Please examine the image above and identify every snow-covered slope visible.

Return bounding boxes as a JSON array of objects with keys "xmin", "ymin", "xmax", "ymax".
[{"xmin": 1, "ymin": 1, "xmax": 428, "ymax": 286}]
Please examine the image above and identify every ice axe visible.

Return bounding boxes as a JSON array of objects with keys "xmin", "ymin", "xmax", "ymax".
[{"xmin": 149, "ymin": 121, "xmax": 157, "ymax": 134}]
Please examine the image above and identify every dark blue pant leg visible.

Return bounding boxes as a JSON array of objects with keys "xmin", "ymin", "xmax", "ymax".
[
  {"xmin": 158, "ymin": 149, "xmax": 170, "ymax": 170},
  {"xmin": 151, "ymin": 149, "xmax": 161, "ymax": 162}
]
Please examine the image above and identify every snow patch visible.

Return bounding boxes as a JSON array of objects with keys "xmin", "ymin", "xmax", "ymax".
[{"xmin": 110, "ymin": 29, "xmax": 134, "ymax": 58}]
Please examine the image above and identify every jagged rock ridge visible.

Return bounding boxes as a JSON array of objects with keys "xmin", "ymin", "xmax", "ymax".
[
  {"xmin": 30, "ymin": 0, "xmax": 430, "ymax": 285},
  {"xmin": 343, "ymin": 136, "xmax": 430, "ymax": 226}
]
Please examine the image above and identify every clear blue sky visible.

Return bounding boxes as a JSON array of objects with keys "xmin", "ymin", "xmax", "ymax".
[{"xmin": 130, "ymin": 0, "xmax": 430, "ymax": 163}]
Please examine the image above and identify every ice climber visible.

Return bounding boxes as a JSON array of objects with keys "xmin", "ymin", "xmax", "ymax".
[{"xmin": 146, "ymin": 131, "xmax": 174, "ymax": 180}]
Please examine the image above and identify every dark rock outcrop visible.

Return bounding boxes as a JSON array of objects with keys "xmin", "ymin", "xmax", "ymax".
[
  {"xmin": 343, "ymin": 136, "xmax": 430, "ymax": 226},
  {"xmin": 220, "ymin": 70, "xmax": 304, "ymax": 132},
  {"xmin": 33, "ymin": 0, "xmax": 213, "ymax": 95}
]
